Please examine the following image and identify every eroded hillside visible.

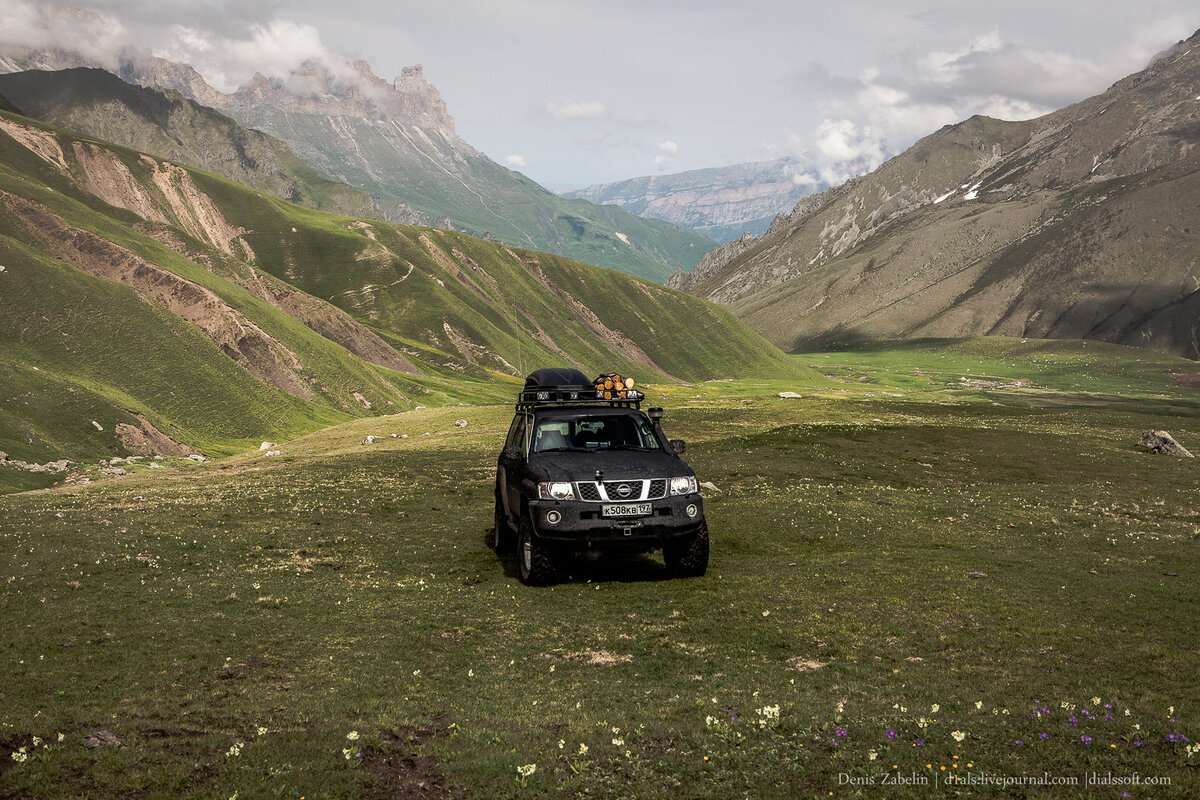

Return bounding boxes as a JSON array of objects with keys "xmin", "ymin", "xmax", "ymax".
[{"xmin": 0, "ymin": 111, "xmax": 798, "ymax": 480}]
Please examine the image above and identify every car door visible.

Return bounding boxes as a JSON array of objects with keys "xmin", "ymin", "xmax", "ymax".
[{"xmin": 499, "ymin": 412, "xmax": 528, "ymax": 518}]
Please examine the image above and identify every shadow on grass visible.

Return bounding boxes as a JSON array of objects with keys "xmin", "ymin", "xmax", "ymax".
[{"xmin": 483, "ymin": 529, "xmax": 679, "ymax": 584}]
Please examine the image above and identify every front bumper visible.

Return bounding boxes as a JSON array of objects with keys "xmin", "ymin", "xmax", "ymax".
[{"xmin": 529, "ymin": 493, "xmax": 705, "ymax": 551}]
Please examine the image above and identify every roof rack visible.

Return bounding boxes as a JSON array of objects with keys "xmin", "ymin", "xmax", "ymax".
[{"xmin": 517, "ymin": 369, "xmax": 645, "ymax": 409}]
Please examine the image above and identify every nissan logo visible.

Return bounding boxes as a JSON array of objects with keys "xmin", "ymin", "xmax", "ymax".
[{"xmin": 616, "ymin": 483, "xmax": 633, "ymax": 498}]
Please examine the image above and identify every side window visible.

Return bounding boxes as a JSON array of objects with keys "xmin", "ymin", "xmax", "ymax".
[{"xmin": 505, "ymin": 414, "xmax": 529, "ymax": 455}]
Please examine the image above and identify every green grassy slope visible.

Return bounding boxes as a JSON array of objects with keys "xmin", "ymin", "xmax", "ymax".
[
  {"xmin": 0, "ymin": 109, "xmax": 799, "ymax": 492},
  {"xmin": 231, "ymin": 108, "xmax": 715, "ymax": 282},
  {"xmin": 193, "ymin": 171, "xmax": 800, "ymax": 385}
]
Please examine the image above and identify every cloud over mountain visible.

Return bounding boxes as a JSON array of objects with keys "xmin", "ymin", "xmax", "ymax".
[{"xmin": 781, "ymin": 25, "xmax": 1190, "ymax": 190}]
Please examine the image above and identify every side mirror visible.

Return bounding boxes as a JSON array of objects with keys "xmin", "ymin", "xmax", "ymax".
[
  {"xmin": 502, "ymin": 444, "xmax": 521, "ymax": 461},
  {"xmin": 669, "ymin": 439, "xmax": 686, "ymax": 455}
]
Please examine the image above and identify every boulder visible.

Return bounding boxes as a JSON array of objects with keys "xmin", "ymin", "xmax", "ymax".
[
  {"xmin": 259, "ymin": 442, "xmax": 277, "ymax": 451},
  {"xmin": 363, "ymin": 435, "xmax": 382, "ymax": 445},
  {"xmin": 1138, "ymin": 430, "xmax": 1194, "ymax": 457},
  {"xmin": 455, "ymin": 419, "xmax": 469, "ymax": 428},
  {"xmin": 778, "ymin": 391, "xmax": 803, "ymax": 399}
]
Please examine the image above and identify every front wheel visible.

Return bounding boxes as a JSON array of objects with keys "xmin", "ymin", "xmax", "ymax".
[
  {"xmin": 517, "ymin": 513, "xmax": 558, "ymax": 586},
  {"xmin": 663, "ymin": 522, "xmax": 709, "ymax": 578}
]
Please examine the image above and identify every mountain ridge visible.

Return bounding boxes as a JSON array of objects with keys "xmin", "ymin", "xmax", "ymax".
[
  {"xmin": 562, "ymin": 157, "xmax": 822, "ymax": 243},
  {"xmin": 0, "ymin": 48, "xmax": 713, "ymax": 283},
  {"xmin": 0, "ymin": 67, "xmax": 381, "ymax": 220},
  {"xmin": 673, "ymin": 30, "xmax": 1200, "ymax": 360}
]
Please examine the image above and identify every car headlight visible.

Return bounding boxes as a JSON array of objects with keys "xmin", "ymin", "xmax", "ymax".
[
  {"xmin": 670, "ymin": 476, "xmax": 697, "ymax": 496},
  {"xmin": 538, "ymin": 481, "xmax": 575, "ymax": 500}
]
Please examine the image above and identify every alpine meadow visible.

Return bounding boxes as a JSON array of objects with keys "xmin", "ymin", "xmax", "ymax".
[{"xmin": 1, "ymin": 10, "xmax": 1199, "ymax": 800}]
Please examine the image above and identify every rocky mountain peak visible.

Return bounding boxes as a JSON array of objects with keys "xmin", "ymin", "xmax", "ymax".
[
  {"xmin": 0, "ymin": 46, "xmax": 454, "ymax": 134},
  {"xmin": 225, "ymin": 58, "xmax": 454, "ymax": 132}
]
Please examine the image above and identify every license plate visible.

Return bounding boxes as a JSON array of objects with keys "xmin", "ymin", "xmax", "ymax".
[{"xmin": 602, "ymin": 502, "xmax": 651, "ymax": 518}]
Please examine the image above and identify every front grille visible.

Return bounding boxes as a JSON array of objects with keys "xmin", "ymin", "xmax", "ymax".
[
  {"xmin": 577, "ymin": 482, "xmax": 602, "ymax": 501},
  {"xmin": 604, "ymin": 480, "xmax": 643, "ymax": 501},
  {"xmin": 572, "ymin": 478, "xmax": 667, "ymax": 502}
]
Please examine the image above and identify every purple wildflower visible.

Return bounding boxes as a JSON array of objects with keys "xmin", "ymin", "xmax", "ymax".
[
  {"xmin": 1039, "ymin": 733, "xmax": 1049, "ymax": 740},
  {"xmin": 1081, "ymin": 736, "xmax": 1092, "ymax": 744},
  {"xmin": 1068, "ymin": 717, "xmax": 1078, "ymax": 726},
  {"xmin": 836, "ymin": 729, "xmax": 847, "ymax": 737},
  {"xmin": 913, "ymin": 738, "xmax": 925, "ymax": 747},
  {"xmin": 1014, "ymin": 739, "xmax": 1024, "ymax": 745},
  {"xmin": 886, "ymin": 729, "xmax": 897, "ymax": 739}
]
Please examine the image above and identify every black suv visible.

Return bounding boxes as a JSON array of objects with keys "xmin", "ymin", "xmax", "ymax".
[{"xmin": 493, "ymin": 368, "xmax": 709, "ymax": 585}]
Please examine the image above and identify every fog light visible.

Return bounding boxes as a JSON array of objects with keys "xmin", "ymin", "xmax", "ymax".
[
  {"xmin": 685, "ymin": 504, "xmax": 698, "ymax": 518},
  {"xmin": 546, "ymin": 510, "xmax": 562, "ymax": 525}
]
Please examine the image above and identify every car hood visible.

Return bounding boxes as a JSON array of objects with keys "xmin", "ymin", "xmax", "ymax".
[{"xmin": 527, "ymin": 449, "xmax": 691, "ymax": 482}]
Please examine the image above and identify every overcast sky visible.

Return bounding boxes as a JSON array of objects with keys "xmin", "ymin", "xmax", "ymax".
[{"xmin": 5, "ymin": 1, "xmax": 1200, "ymax": 191}]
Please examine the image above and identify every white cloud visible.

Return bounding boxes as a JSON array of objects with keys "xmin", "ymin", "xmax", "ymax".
[
  {"xmin": 505, "ymin": 154, "xmax": 528, "ymax": 169},
  {"xmin": 657, "ymin": 140, "xmax": 678, "ymax": 155},
  {"xmin": 783, "ymin": 28, "xmax": 1113, "ymax": 188},
  {"xmin": 0, "ymin": 2, "xmax": 129, "ymax": 68},
  {"xmin": 545, "ymin": 99, "xmax": 608, "ymax": 122}
]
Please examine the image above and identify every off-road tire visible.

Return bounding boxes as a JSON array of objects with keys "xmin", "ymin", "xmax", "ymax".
[
  {"xmin": 517, "ymin": 513, "xmax": 558, "ymax": 586},
  {"xmin": 492, "ymin": 491, "xmax": 514, "ymax": 554},
  {"xmin": 664, "ymin": 521, "xmax": 709, "ymax": 578}
]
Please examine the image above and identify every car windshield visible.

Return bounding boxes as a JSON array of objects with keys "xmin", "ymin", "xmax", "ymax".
[{"xmin": 532, "ymin": 414, "xmax": 660, "ymax": 453}]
